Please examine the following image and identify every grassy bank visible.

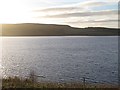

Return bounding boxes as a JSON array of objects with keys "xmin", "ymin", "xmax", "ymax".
[{"xmin": 2, "ymin": 76, "xmax": 118, "ymax": 89}]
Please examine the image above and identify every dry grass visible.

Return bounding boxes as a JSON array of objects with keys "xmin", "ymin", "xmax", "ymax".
[{"xmin": 2, "ymin": 76, "xmax": 118, "ymax": 89}]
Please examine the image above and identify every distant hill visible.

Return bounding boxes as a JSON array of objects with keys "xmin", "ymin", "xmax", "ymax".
[{"xmin": 0, "ymin": 23, "xmax": 119, "ymax": 36}]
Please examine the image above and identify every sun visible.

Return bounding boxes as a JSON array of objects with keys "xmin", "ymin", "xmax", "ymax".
[{"xmin": 0, "ymin": 0, "xmax": 32, "ymax": 24}]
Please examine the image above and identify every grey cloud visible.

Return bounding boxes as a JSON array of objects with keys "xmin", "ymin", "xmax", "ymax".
[
  {"xmin": 33, "ymin": 1, "xmax": 111, "ymax": 13},
  {"xmin": 43, "ymin": 10, "xmax": 118, "ymax": 18},
  {"xmin": 81, "ymin": 1, "xmax": 109, "ymax": 7},
  {"xmin": 41, "ymin": 10, "xmax": 117, "ymax": 18},
  {"xmin": 34, "ymin": 7, "xmax": 83, "ymax": 12},
  {"xmin": 67, "ymin": 19, "xmax": 118, "ymax": 24}
]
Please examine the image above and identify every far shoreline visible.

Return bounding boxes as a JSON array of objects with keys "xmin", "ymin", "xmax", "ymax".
[{"xmin": 0, "ymin": 35, "xmax": 119, "ymax": 37}]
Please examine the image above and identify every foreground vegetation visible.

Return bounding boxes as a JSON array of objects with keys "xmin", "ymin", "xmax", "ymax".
[
  {"xmin": 1, "ymin": 71, "xmax": 118, "ymax": 89},
  {"xmin": 2, "ymin": 76, "xmax": 119, "ymax": 90}
]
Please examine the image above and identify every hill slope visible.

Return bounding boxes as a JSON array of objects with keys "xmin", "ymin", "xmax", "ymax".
[{"xmin": 0, "ymin": 23, "xmax": 119, "ymax": 36}]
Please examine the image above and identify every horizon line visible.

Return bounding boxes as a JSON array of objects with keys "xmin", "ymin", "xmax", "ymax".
[{"xmin": 0, "ymin": 23, "xmax": 119, "ymax": 29}]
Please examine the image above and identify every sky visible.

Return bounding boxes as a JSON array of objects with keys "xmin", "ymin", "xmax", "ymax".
[{"xmin": 0, "ymin": 0, "xmax": 119, "ymax": 28}]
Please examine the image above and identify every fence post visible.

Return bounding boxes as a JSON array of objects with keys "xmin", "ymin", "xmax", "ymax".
[{"xmin": 83, "ymin": 77, "xmax": 86, "ymax": 89}]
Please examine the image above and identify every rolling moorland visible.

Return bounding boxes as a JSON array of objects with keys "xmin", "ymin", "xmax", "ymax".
[{"xmin": 0, "ymin": 23, "xmax": 119, "ymax": 36}]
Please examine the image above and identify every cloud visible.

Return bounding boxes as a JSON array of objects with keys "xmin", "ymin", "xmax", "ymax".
[
  {"xmin": 65, "ymin": 19, "xmax": 118, "ymax": 28},
  {"xmin": 66, "ymin": 19, "xmax": 118, "ymax": 24},
  {"xmin": 34, "ymin": 7, "xmax": 83, "ymax": 13},
  {"xmin": 80, "ymin": 1, "xmax": 109, "ymax": 7},
  {"xmin": 31, "ymin": 0, "xmax": 118, "ymax": 28},
  {"xmin": 33, "ymin": 1, "xmax": 112, "ymax": 12},
  {"xmin": 106, "ymin": 0, "xmax": 119, "ymax": 3},
  {"xmin": 41, "ymin": 10, "xmax": 117, "ymax": 18},
  {"xmin": 70, "ymin": 22, "xmax": 118, "ymax": 28}
]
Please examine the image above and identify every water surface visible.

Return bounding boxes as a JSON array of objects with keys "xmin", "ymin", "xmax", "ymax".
[{"xmin": 2, "ymin": 36, "xmax": 118, "ymax": 84}]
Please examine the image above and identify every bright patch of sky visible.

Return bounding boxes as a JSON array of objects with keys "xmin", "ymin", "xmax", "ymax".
[{"xmin": 0, "ymin": 0, "xmax": 118, "ymax": 28}]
